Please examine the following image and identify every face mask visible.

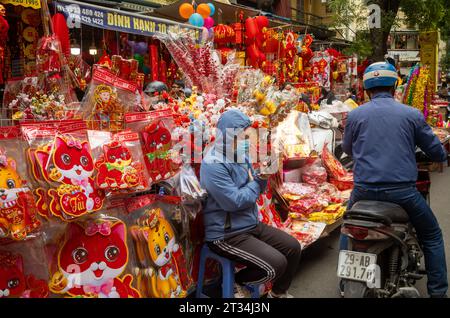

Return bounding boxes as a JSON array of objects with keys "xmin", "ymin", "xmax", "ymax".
[{"xmin": 236, "ymin": 139, "xmax": 250, "ymax": 155}]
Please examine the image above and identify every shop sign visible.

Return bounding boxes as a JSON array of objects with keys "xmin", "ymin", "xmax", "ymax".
[
  {"xmin": 387, "ymin": 50, "xmax": 420, "ymax": 62},
  {"xmin": 54, "ymin": 0, "xmax": 199, "ymax": 38},
  {"xmin": 0, "ymin": 0, "xmax": 41, "ymax": 9}
]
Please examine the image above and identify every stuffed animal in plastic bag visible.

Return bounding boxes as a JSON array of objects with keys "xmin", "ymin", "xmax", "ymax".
[
  {"xmin": 0, "ymin": 154, "xmax": 40, "ymax": 241},
  {"xmin": 131, "ymin": 208, "xmax": 186, "ymax": 298},
  {"xmin": 142, "ymin": 120, "xmax": 177, "ymax": 183},
  {"xmin": 49, "ymin": 219, "xmax": 140, "ymax": 298}
]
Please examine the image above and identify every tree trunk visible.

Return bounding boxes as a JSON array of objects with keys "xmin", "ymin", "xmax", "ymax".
[{"xmin": 368, "ymin": 0, "xmax": 401, "ymax": 61}]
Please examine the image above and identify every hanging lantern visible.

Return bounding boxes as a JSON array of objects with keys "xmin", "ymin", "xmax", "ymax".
[{"xmin": 245, "ymin": 17, "xmax": 259, "ymax": 39}]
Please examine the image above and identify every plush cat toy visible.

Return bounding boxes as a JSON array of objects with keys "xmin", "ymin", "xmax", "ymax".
[{"xmin": 49, "ymin": 219, "xmax": 140, "ymax": 298}]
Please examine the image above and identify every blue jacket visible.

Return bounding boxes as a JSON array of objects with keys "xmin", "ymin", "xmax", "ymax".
[
  {"xmin": 343, "ymin": 92, "xmax": 447, "ymax": 186},
  {"xmin": 200, "ymin": 109, "xmax": 268, "ymax": 241}
]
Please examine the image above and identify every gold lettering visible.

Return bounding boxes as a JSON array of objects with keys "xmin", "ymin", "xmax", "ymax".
[
  {"xmin": 144, "ymin": 20, "xmax": 151, "ymax": 32},
  {"xmin": 107, "ymin": 13, "xmax": 114, "ymax": 26},
  {"xmin": 133, "ymin": 17, "xmax": 140, "ymax": 30},
  {"xmin": 149, "ymin": 21, "xmax": 156, "ymax": 33}
]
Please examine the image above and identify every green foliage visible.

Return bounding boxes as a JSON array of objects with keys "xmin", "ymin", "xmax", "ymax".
[{"xmin": 342, "ymin": 31, "xmax": 373, "ymax": 59}]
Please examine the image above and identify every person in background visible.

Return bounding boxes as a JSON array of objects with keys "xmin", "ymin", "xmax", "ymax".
[
  {"xmin": 171, "ymin": 79, "xmax": 186, "ymax": 99},
  {"xmin": 345, "ymin": 88, "xmax": 357, "ymax": 102},
  {"xmin": 438, "ymin": 82, "xmax": 449, "ymax": 100},
  {"xmin": 200, "ymin": 109, "xmax": 302, "ymax": 298},
  {"xmin": 341, "ymin": 61, "xmax": 448, "ymax": 298}
]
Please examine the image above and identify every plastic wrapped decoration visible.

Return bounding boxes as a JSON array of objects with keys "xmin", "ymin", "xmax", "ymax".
[
  {"xmin": 156, "ymin": 32, "xmax": 240, "ymax": 98},
  {"xmin": 82, "ymin": 65, "xmax": 141, "ymax": 132},
  {"xmin": 47, "ymin": 213, "xmax": 141, "ymax": 298},
  {"xmin": 0, "ymin": 235, "xmax": 49, "ymax": 298},
  {"xmin": 22, "ymin": 121, "xmax": 105, "ymax": 221},
  {"xmin": 0, "ymin": 126, "xmax": 40, "ymax": 242},
  {"xmin": 87, "ymin": 130, "xmax": 149, "ymax": 196},
  {"xmin": 301, "ymin": 159, "xmax": 328, "ymax": 186},
  {"xmin": 125, "ymin": 110, "xmax": 182, "ymax": 185},
  {"xmin": 257, "ymin": 182, "xmax": 284, "ymax": 229},
  {"xmin": 125, "ymin": 194, "xmax": 193, "ymax": 298}
]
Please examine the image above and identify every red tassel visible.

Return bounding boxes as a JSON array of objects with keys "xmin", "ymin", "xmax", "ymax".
[{"xmin": 149, "ymin": 44, "xmax": 159, "ymax": 82}]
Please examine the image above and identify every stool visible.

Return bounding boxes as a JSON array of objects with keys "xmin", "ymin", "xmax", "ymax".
[{"xmin": 196, "ymin": 244, "xmax": 260, "ymax": 298}]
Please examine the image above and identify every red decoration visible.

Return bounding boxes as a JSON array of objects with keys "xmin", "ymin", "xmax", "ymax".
[
  {"xmin": 245, "ymin": 17, "xmax": 259, "ymax": 39},
  {"xmin": 159, "ymin": 59, "xmax": 167, "ymax": 84},
  {"xmin": 149, "ymin": 43, "xmax": 159, "ymax": 82},
  {"xmin": 255, "ymin": 16, "xmax": 269, "ymax": 29},
  {"xmin": 52, "ymin": 13, "xmax": 70, "ymax": 56},
  {"xmin": 0, "ymin": 11, "xmax": 9, "ymax": 85}
]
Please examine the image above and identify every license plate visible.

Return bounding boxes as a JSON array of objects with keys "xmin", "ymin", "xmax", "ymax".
[{"xmin": 337, "ymin": 251, "xmax": 377, "ymax": 283}]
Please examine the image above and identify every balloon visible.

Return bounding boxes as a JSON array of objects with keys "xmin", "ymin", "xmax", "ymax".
[
  {"xmin": 196, "ymin": 3, "xmax": 211, "ymax": 19},
  {"xmin": 179, "ymin": 3, "xmax": 194, "ymax": 19},
  {"xmin": 207, "ymin": 3, "xmax": 215, "ymax": 16},
  {"xmin": 255, "ymin": 16, "xmax": 269, "ymax": 29},
  {"xmin": 204, "ymin": 16, "xmax": 215, "ymax": 29},
  {"xmin": 134, "ymin": 42, "xmax": 148, "ymax": 55},
  {"xmin": 189, "ymin": 13, "xmax": 204, "ymax": 27}
]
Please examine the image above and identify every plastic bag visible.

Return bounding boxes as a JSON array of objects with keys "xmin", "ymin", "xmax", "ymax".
[
  {"xmin": 82, "ymin": 65, "xmax": 141, "ymax": 132},
  {"xmin": 22, "ymin": 121, "xmax": 105, "ymax": 221},
  {"xmin": 0, "ymin": 126, "xmax": 40, "ymax": 242},
  {"xmin": 178, "ymin": 164, "xmax": 207, "ymax": 202},
  {"xmin": 301, "ymin": 159, "xmax": 328, "ymax": 185},
  {"xmin": 88, "ymin": 130, "xmax": 150, "ymax": 197},
  {"xmin": 280, "ymin": 182, "xmax": 316, "ymax": 200},
  {"xmin": 321, "ymin": 143, "xmax": 348, "ymax": 179},
  {"xmin": 125, "ymin": 110, "xmax": 182, "ymax": 184},
  {"xmin": 125, "ymin": 194, "xmax": 194, "ymax": 298},
  {"xmin": 0, "ymin": 235, "xmax": 50, "ymax": 298},
  {"xmin": 47, "ymin": 212, "xmax": 141, "ymax": 298}
]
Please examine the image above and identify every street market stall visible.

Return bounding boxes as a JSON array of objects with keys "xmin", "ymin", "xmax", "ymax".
[{"xmin": 0, "ymin": 0, "xmax": 356, "ymax": 299}]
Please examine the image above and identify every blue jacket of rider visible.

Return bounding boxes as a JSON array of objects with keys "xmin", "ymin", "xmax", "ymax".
[{"xmin": 343, "ymin": 91, "xmax": 447, "ymax": 185}]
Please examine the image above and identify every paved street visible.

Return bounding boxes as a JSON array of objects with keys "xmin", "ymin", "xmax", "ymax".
[{"xmin": 290, "ymin": 168, "xmax": 450, "ymax": 298}]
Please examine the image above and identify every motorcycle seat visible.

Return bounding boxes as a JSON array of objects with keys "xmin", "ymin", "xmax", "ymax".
[{"xmin": 346, "ymin": 200, "xmax": 409, "ymax": 224}]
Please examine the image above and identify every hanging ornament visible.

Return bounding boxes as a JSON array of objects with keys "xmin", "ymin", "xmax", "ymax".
[{"xmin": 51, "ymin": 13, "xmax": 70, "ymax": 56}]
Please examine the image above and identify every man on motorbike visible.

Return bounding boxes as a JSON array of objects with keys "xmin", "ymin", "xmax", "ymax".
[{"xmin": 341, "ymin": 61, "xmax": 448, "ymax": 298}]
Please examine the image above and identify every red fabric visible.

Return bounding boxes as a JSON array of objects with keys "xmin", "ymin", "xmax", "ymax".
[{"xmin": 51, "ymin": 13, "xmax": 70, "ymax": 56}]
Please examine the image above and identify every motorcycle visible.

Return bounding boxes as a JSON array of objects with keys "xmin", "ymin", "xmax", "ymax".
[{"xmin": 338, "ymin": 166, "xmax": 430, "ymax": 298}]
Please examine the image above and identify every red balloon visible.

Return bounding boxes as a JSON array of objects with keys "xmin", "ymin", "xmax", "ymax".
[{"xmin": 255, "ymin": 16, "xmax": 269, "ymax": 29}]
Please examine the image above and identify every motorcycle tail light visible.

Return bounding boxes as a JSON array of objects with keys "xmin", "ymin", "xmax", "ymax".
[{"xmin": 342, "ymin": 225, "xmax": 390, "ymax": 240}]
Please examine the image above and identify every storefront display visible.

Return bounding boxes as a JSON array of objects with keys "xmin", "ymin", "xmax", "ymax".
[{"xmin": 0, "ymin": 0, "xmax": 359, "ymax": 299}]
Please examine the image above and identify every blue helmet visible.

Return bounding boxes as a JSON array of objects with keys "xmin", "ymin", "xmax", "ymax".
[{"xmin": 363, "ymin": 62, "xmax": 398, "ymax": 90}]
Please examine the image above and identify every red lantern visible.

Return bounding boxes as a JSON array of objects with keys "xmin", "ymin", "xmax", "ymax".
[
  {"xmin": 255, "ymin": 16, "xmax": 269, "ymax": 29},
  {"xmin": 245, "ymin": 17, "xmax": 259, "ymax": 39}
]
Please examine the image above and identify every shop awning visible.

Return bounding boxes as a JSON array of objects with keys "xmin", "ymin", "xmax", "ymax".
[{"xmin": 52, "ymin": 0, "xmax": 202, "ymax": 37}]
